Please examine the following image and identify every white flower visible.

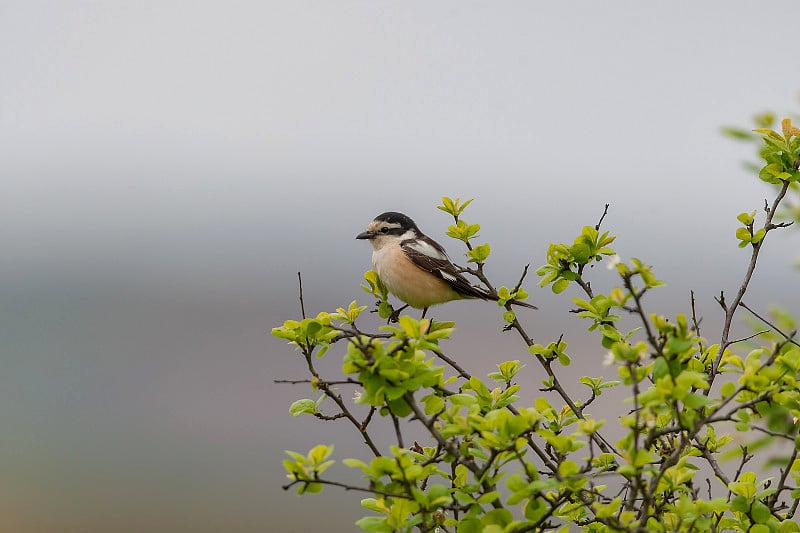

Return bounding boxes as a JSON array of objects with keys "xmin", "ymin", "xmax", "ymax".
[
  {"xmin": 603, "ymin": 351, "xmax": 616, "ymax": 366},
  {"xmin": 606, "ymin": 254, "xmax": 622, "ymax": 270},
  {"xmin": 353, "ymin": 390, "xmax": 362, "ymax": 403}
]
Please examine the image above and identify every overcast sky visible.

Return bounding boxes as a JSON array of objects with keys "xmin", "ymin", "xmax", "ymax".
[{"xmin": 2, "ymin": 2, "xmax": 799, "ymax": 532}]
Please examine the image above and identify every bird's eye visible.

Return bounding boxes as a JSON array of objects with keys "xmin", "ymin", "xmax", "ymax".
[{"xmin": 380, "ymin": 227, "xmax": 390, "ymax": 234}]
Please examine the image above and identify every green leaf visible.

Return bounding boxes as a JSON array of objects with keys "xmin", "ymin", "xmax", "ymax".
[
  {"xmin": 570, "ymin": 242, "xmax": 592, "ymax": 264},
  {"xmin": 300, "ymin": 481, "xmax": 322, "ymax": 494},
  {"xmin": 355, "ymin": 516, "xmax": 393, "ymax": 533},
  {"xmin": 729, "ymin": 495, "xmax": 749, "ymax": 513},
  {"xmin": 309, "ymin": 443, "xmax": 334, "ymax": 464},
  {"xmin": 780, "ymin": 519, "xmax": 800, "ymax": 532},
  {"xmin": 720, "ymin": 381, "xmax": 737, "ymax": 397},
  {"xmin": 289, "ymin": 398, "xmax": 318, "ymax": 416},
  {"xmin": 481, "ymin": 508, "xmax": 513, "ymax": 527},
  {"xmin": 477, "ymin": 491, "xmax": 500, "ymax": 504},
  {"xmin": 437, "ymin": 197, "xmax": 455, "ymax": 215},
  {"xmin": 457, "ymin": 198, "xmax": 474, "ymax": 214},
  {"xmin": 722, "ymin": 127, "xmax": 757, "ymax": 140},
  {"xmin": 552, "ymin": 279, "xmax": 570, "ymax": 294},
  {"xmin": 737, "ymin": 211, "xmax": 755, "ymax": 225},
  {"xmin": 559, "ymin": 460, "xmax": 579, "ymax": 476},
  {"xmin": 343, "ymin": 458, "xmax": 368, "ymax": 470},
  {"xmin": 422, "ymin": 394, "xmax": 445, "ymax": 415},
  {"xmin": 750, "ymin": 501, "xmax": 771, "ymax": 523},
  {"xmin": 759, "ymin": 162, "xmax": 786, "ymax": 184},
  {"xmin": 735, "ymin": 227, "xmax": 752, "ymax": 242},
  {"xmin": 492, "ymin": 360, "xmax": 523, "ymax": 383},
  {"xmin": 449, "ymin": 393, "xmax": 477, "ymax": 406},
  {"xmin": 683, "ymin": 392, "xmax": 711, "ymax": 409},
  {"xmin": 467, "ymin": 243, "xmax": 491, "ymax": 263}
]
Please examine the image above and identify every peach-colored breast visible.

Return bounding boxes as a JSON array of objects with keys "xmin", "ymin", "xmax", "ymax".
[{"xmin": 374, "ymin": 246, "xmax": 461, "ymax": 309}]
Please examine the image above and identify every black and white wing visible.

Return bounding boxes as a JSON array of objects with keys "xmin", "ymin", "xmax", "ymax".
[{"xmin": 400, "ymin": 236, "xmax": 490, "ymax": 300}]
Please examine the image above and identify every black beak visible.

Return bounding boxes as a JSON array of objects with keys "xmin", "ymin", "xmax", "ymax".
[{"xmin": 355, "ymin": 231, "xmax": 374, "ymax": 240}]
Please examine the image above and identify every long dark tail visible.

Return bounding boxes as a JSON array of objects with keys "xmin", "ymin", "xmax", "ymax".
[
  {"xmin": 484, "ymin": 291, "xmax": 538, "ymax": 310},
  {"xmin": 454, "ymin": 283, "xmax": 537, "ymax": 310}
]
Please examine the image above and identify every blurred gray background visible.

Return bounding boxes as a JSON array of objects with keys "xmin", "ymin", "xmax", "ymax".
[{"xmin": 2, "ymin": 2, "xmax": 799, "ymax": 532}]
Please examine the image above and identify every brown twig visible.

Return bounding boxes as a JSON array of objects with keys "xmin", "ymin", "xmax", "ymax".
[
  {"xmin": 297, "ymin": 271, "xmax": 307, "ymax": 319},
  {"xmin": 595, "ymin": 203, "xmax": 610, "ymax": 231},
  {"xmin": 275, "ymin": 378, "xmax": 360, "ymax": 386},
  {"xmin": 712, "ymin": 179, "xmax": 792, "ymax": 377},
  {"xmin": 739, "ymin": 301, "xmax": 800, "ymax": 348}
]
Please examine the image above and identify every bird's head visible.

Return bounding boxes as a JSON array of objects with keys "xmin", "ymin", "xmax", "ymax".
[{"xmin": 356, "ymin": 212, "xmax": 420, "ymax": 251}]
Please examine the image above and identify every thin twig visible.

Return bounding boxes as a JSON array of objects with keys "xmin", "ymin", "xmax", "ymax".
[
  {"xmin": 623, "ymin": 274, "xmax": 659, "ymax": 352},
  {"xmin": 694, "ymin": 440, "xmax": 730, "ymax": 486},
  {"xmin": 595, "ymin": 203, "xmax": 610, "ymax": 230},
  {"xmin": 513, "ymin": 264, "xmax": 530, "ymax": 293},
  {"xmin": 315, "ymin": 412, "xmax": 346, "ymax": 421},
  {"xmin": 404, "ymin": 391, "xmax": 504, "ymax": 509},
  {"xmin": 727, "ymin": 330, "xmax": 769, "ymax": 345},
  {"xmin": 749, "ymin": 424, "xmax": 797, "ymax": 440},
  {"xmin": 300, "ymin": 344, "xmax": 382, "ymax": 457},
  {"xmin": 297, "ymin": 271, "xmax": 307, "ymax": 319},
  {"xmin": 274, "ymin": 378, "xmax": 360, "ymax": 386},
  {"xmin": 435, "ymin": 349, "xmax": 472, "ymax": 380},
  {"xmin": 282, "ymin": 477, "xmax": 408, "ymax": 499},
  {"xmin": 505, "ymin": 305, "xmax": 617, "ymax": 455},
  {"xmin": 690, "ymin": 290, "xmax": 703, "ymax": 348},
  {"xmin": 434, "ymin": 348, "xmax": 559, "ymax": 473},
  {"xmin": 360, "ymin": 406, "xmax": 376, "ymax": 432},
  {"xmin": 391, "ymin": 412, "xmax": 404, "ymax": 448},
  {"xmin": 739, "ymin": 301, "xmax": 800, "ymax": 348},
  {"xmin": 712, "ymin": 180, "xmax": 792, "ymax": 377}
]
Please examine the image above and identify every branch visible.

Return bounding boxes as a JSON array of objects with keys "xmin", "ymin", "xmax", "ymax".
[
  {"xmin": 360, "ymin": 406, "xmax": 376, "ymax": 432},
  {"xmin": 274, "ymin": 378, "xmax": 361, "ymax": 386},
  {"xmin": 623, "ymin": 274, "xmax": 659, "ymax": 353},
  {"xmin": 749, "ymin": 424, "xmax": 797, "ymax": 441},
  {"xmin": 391, "ymin": 412, "xmax": 404, "ymax": 448},
  {"xmin": 739, "ymin": 301, "xmax": 800, "ymax": 348},
  {"xmin": 333, "ymin": 324, "xmax": 393, "ymax": 340},
  {"xmin": 504, "ymin": 303, "xmax": 617, "ymax": 454},
  {"xmin": 727, "ymin": 330, "xmax": 770, "ymax": 345},
  {"xmin": 690, "ymin": 290, "xmax": 704, "ymax": 351},
  {"xmin": 694, "ymin": 440, "xmax": 731, "ymax": 486},
  {"xmin": 435, "ymin": 348, "xmax": 473, "ymax": 381},
  {"xmin": 434, "ymin": 348, "xmax": 559, "ymax": 473},
  {"xmin": 314, "ymin": 412, "xmax": 346, "ymax": 421},
  {"xmin": 513, "ymin": 264, "xmax": 531, "ymax": 293},
  {"xmin": 300, "ymin": 344, "xmax": 382, "ymax": 457},
  {"xmin": 404, "ymin": 391, "xmax": 504, "ymax": 510},
  {"xmin": 712, "ymin": 179, "xmax": 792, "ymax": 377},
  {"xmin": 282, "ymin": 477, "xmax": 409, "ymax": 500},
  {"xmin": 595, "ymin": 203, "xmax": 610, "ymax": 230},
  {"xmin": 297, "ymin": 271, "xmax": 307, "ymax": 319}
]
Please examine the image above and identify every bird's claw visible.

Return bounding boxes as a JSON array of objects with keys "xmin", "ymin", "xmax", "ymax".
[{"xmin": 387, "ymin": 304, "xmax": 409, "ymax": 323}]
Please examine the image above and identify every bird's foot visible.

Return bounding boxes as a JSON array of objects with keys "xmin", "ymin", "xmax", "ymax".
[{"xmin": 388, "ymin": 304, "xmax": 409, "ymax": 323}]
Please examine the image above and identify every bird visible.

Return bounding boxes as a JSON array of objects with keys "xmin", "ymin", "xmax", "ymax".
[{"xmin": 356, "ymin": 211, "xmax": 536, "ymax": 320}]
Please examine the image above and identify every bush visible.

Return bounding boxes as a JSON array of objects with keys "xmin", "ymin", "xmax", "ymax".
[{"xmin": 274, "ymin": 121, "xmax": 800, "ymax": 532}]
